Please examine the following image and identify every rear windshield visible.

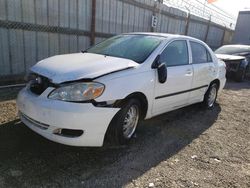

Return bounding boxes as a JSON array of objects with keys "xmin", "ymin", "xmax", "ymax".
[
  {"xmin": 215, "ymin": 45, "xmax": 250, "ymax": 55},
  {"xmin": 86, "ymin": 35, "xmax": 164, "ymax": 63}
]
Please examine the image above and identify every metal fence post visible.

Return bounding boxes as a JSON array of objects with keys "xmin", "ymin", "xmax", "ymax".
[
  {"xmin": 151, "ymin": 1, "xmax": 158, "ymax": 32},
  {"xmin": 90, "ymin": 0, "xmax": 96, "ymax": 45},
  {"xmin": 185, "ymin": 13, "xmax": 190, "ymax": 35},
  {"xmin": 205, "ymin": 16, "xmax": 211, "ymax": 43},
  {"xmin": 221, "ymin": 26, "xmax": 226, "ymax": 46}
]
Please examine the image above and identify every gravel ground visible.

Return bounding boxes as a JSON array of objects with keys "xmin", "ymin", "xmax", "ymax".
[{"xmin": 0, "ymin": 81, "xmax": 249, "ymax": 188}]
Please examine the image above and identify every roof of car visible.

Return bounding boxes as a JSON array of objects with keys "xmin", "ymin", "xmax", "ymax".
[
  {"xmin": 221, "ymin": 44, "xmax": 250, "ymax": 49},
  {"xmin": 125, "ymin": 32, "xmax": 198, "ymax": 40}
]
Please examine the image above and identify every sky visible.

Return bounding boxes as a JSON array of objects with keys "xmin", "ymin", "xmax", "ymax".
[{"xmin": 210, "ymin": 0, "xmax": 250, "ymax": 17}]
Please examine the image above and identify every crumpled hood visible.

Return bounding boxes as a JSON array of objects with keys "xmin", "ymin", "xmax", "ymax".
[
  {"xmin": 31, "ymin": 53, "xmax": 139, "ymax": 84},
  {"xmin": 216, "ymin": 54, "xmax": 245, "ymax": 61}
]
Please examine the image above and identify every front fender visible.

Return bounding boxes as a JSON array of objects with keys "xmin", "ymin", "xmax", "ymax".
[
  {"xmin": 95, "ymin": 71, "xmax": 154, "ymax": 102},
  {"xmin": 94, "ymin": 70, "xmax": 155, "ymax": 118}
]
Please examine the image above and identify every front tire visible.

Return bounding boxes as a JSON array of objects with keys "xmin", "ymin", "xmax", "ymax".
[
  {"xmin": 203, "ymin": 83, "xmax": 218, "ymax": 109},
  {"xmin": 106, "ymin": 99, "xmax": 141, "ymax": 145}
]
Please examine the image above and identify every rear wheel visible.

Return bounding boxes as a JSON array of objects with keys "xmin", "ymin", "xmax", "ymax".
[
  {"xmin": 106, "ymin": 98, "xmax": 141, "ymax": 145},
  {"xmin": 203, "ymin": 83, "xmax": 218, "ymax": 108}
]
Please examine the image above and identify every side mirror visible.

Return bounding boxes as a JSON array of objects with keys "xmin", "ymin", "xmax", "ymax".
[
  {"xmin": 152, "ymin": 55, "xmax": 167, "ymax": 84},
  {"xmin": 157, "ymin": 63, "xmax": 167, "ymax": 83}
]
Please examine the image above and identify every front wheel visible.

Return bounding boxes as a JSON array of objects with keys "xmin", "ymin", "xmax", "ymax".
[
  {"xmin": 105, "ymin": 99, "xmax": 141, "ymax": 145},
  {"xmin": 202, "ymin": 83, "xmax": 218, "ymax": 109}
]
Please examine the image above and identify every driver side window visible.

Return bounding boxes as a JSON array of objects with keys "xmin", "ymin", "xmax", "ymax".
[{"xmin": 159, "ymin": 40, "xmax": 189, "ymax": 67}]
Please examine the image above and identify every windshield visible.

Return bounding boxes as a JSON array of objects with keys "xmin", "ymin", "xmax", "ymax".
[
  {"xmin": 215, "ymin": 45, "xmax": 250, "ymax": 55},
  {"xmin": 86, "ymin": 35, "xmax": 164, "ymax": 63}
]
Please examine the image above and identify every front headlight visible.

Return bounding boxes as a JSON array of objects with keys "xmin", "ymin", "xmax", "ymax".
[{"xmin": 48, "ymin": 82, "xmax": 105, "ymax": 102}]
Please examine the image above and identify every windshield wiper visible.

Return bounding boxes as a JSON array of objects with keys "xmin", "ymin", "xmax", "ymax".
[
  {"xmin": 102, "ymin": 53, "xmax": 111, "ymax": 57},
  {"xmin": 81, "ymin": 50, "xmax": 87, "ymax": 53}
]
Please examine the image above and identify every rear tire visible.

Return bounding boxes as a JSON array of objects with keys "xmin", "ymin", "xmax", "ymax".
[
  {"xmin": 105, "ymin": 98, "xmax": 141, "ymax": 145},
  {"xmin": 202, "ymin": 83, "xmax": 218, "ymax": 109}
]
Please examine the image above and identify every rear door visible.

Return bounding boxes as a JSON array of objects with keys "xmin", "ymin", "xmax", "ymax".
[
  {"xmin": 152, "ymin": 40, "xmax": 193, "ymax": 115},
  {"xmin": 188, "ymin": 41, "xmax": 216, "ymax": 103}
]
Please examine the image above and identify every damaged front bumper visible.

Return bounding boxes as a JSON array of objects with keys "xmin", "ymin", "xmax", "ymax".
[{"xmin": 17, "ymin": 87, "xmax": 120, "ymax": 147}]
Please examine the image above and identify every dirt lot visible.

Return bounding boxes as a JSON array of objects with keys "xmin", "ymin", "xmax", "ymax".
[{"xmin": 0, "ymin": 81, "xmax": 249, "ymax": 188}]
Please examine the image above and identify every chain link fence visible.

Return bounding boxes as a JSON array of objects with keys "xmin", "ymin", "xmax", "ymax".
[
  {"xmin": 0, "ymin": 0, "xmax": 234, "ymax": 84},
  {"xmin": 163, "ymin": 0, "xmax": 236, "ymax": 29}
]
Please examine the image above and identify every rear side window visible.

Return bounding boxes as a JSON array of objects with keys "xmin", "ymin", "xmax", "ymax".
[
  {"xmin": 159, "ymin": 40, "xmax": 189, "ymax": 66},
  {"xmin": 190, "ymin": 42, "xmax": 212, "ymax": 64}
]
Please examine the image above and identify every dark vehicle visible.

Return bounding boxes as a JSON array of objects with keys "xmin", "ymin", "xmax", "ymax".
[{"xmin": 215, "ymin": 45, "xmax": 250, "ymax": 82}]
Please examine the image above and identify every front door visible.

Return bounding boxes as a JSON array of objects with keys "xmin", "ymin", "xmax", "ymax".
[{"xmin": 152, "ymin": 40, "xmax": 193, "ymax": 116}]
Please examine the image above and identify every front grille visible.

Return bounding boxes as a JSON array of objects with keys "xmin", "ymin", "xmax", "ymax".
[
  {"xmin": 20, "ymin": 112, "xmax": 49, "ymax": 130},
  {"xmin": 28, "ymin": 74, "xmax": 53, "ymax": 95}
]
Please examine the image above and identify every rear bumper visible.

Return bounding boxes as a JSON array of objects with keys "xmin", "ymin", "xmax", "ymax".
[{"xmin": 17, "ymin": 87, "xmax": 120, "ymax": 147}]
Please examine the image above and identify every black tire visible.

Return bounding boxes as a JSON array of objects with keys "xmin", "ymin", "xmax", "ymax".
[
  {"xmin": 105, "ymin": 98, "xmax": 141, "ymax": 145},
  {"xmin": 235, "ymin": 68, "xmax": 246, "ymax": 82},
  {"xmin": 202, "ymin": 83, "xmax": 218, "ymax": 109}
]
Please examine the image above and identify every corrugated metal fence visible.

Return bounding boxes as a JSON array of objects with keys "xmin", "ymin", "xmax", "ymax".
[{"xmin": 0, "ymin": 0, "xmax": 234, "ymax": 81}]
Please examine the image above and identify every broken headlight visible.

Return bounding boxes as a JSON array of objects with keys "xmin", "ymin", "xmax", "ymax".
[{"xmin": 48, "ymin": 82, "xmax": 105, "ymax": 102}]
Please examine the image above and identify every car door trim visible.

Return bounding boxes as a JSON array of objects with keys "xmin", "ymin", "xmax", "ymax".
[{"xmin": 155, "ymin": 85, "xmax": 208, "ymax": 99}]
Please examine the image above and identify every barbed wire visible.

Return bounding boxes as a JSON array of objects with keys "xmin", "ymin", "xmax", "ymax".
[{"xmin": 162, "ymin": 0, "xmax": 236, "ymax": 29}]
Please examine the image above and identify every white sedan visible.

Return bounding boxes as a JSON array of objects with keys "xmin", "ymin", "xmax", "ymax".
[{"xmin": 17, "ymin": 33, "xmax": 226, "ymax": 147}]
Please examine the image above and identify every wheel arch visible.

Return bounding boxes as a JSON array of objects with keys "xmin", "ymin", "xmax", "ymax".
[
  {"xmin": 104, "ymin": 92, "xmax": 148, "ymax": 145},
  {"xmin": 210, "ymin": 79, "xmax": 220, "ymax": 89},
  {"xmin": 114, "ymin": 92, "xmax": 148, "ymax": 120}
]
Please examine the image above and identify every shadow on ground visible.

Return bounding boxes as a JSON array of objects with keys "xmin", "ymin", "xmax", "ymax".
[
  {"xmin": 223, "ymin": 78, "xmax": 250, "ymax": 91},
  {"xmin": 0, "ymin": 100, "xmax": 221, "ymax": 187}
]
